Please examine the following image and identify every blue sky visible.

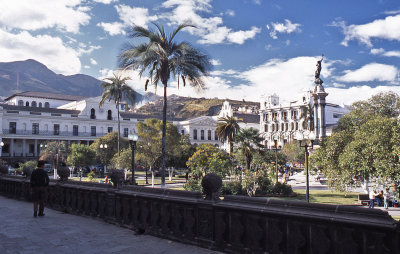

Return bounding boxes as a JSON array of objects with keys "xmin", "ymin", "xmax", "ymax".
[{"xmin": 1, "ymin": 0, "xmax": 400, "ymax": 105}]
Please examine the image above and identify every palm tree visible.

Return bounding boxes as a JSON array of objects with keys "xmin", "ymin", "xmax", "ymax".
[
  {"xmin": 99, "ymin": 73, "xmax": 136, "ymax": 157},
  {"xmin": 119, "ymin": 23, "xmax": 212, "ymax": 187},
  {"xmin": 234, "ymin": 128, "xmax": 264, "ymax": 170},
  {"xmin": 216, "ymin": 116, "xmax": 241, "ymax": 154}
]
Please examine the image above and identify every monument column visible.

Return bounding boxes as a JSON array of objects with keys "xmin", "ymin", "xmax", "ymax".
[
  {"xmin": 312, "ymin": 55, "xmax": 328, "ymax": 140},
  {"xmin": 312, "ymin": 96, "xmax": 319, "ymax": 139}
]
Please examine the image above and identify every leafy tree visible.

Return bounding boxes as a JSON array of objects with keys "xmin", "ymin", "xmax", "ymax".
[
  {"xmin": 216, "ymin": 116, "xmax": 240, "ymax": 153},
  {"xmin": 90, "ymin": 132, "xmax": 129, "ymax": 168},
  {"xmin": 281, "ymin": 143, "xmax": 304, "ymax": 164},
  {"xmin": 187, "ymin": 144, "xmax": 232, "ymax": 178},
  {"xmin": 119, "ymin": 23, "xmax": 212, "ymax": 187},
  {"xmin": 234, "ymin": 128, "xmax": 264, "ymax": 169},
  {"xmin": 99, "ymin": 73, "xmax": 136, "ymax": 157},
  {"xmin": 66, "ymin": 144, "xmax": 95, "ymax": 169},
  {"xmin": 110, "ymin": 148, "xmax": 132, "ymax": 170},
  {"xmin": 39, "ymin": 141, "xmax": 69, "ymax": 165}
]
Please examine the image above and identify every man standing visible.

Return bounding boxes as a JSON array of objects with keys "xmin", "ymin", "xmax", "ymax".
[
  {"xmin": 369, "ymin": 189, "xmax": 377, "ymax": 208},
  {"xmin": 30, "ymin": 160, "xmax": 49, "ymax": 217}
]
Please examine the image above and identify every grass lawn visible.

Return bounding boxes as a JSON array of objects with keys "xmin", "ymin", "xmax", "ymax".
[{"xmin": 276, "ymin": 189, "xmax": 359, "ymax": 205}]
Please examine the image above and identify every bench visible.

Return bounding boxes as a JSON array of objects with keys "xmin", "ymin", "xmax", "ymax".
[{"xmin": 358, "ymin": 194, "xmax": 373, "ymax": 206}]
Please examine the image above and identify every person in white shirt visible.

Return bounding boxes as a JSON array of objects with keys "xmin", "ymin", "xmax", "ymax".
[
  {"xmin": 369, "ymin": 189, "xmax": 377, "ymax": 208},
  {"xmin": 384, "ymin": 188, "xmax": 390, "ymax": 209}
]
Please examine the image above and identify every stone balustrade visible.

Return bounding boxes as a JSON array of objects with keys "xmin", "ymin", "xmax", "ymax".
[{"xmin": 1, "ymin": 175, "xmax": 399, "ymax": 253}]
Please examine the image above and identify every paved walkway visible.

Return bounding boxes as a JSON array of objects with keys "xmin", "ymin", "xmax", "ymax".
[{"xmin": 0, "ymin": 196, "xmax": 220, "ymax": 254}]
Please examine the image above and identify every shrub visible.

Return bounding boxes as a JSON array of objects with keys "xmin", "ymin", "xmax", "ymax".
[
  {"xmin": 221, "ymin": 180, "xmax": 245, "ymax": 195},
  {"xmin": 22, "ymin": 166, "xmax": 33, "ymax": 178},
  {"xmin": 57, "ymin": 166, "xmax": 70, "ymax": 181},
  {"xmin": 183, "ymin": 178, "xmax": 202, "ymax": 192},
  {"xmin": 108, "ymin": 169, "xmax": 124, "ymax": 187},
  {"xmin": 271, "ymin": 182, "xmax": 293, "ymax": 196},
  {"xmin": 87, "ymin": 171, "xmax": 95, "ymax": 181},
  {"xmin": 0, "ymin": 165, "xmax": 8, "ymax": 175}
]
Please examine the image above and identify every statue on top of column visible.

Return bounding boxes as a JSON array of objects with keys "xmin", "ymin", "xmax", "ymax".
[{"xmin": 314, "ymin": 54, "xmax": 324, "ymax": 85}]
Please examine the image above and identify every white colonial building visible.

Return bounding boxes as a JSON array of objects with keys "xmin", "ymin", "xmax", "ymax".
[
  {"xmin": 0, "ymin": 91, "xmax": 138, "ymax": 160},
  {"xmin": 259, "ymin": 88, "xmax": 349, "ymax": 148}
]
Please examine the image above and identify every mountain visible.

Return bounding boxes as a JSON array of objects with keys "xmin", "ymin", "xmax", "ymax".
[{"xmin": 0, "ymin": 59, "xmax": 143, "ymax": 101}]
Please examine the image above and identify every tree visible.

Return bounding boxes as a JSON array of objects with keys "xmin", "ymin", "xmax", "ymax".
[
  {"xmin": 39, "ymin": 141, "xmax": 69, "ymax": 165},
  {"xmin": 66, "ymin": 144, "xmax": 95, "ymax": 169},
  {"xmin": 281, "ymin": 143, "xmax": 304, "ymax": 164},
  {"xmin": 234, "ymin": 128, "xmax": 264, "ymax": 169},
  {"xmin": 99, "ymin": 73, "xmax": 136, "ymax": 157},
  {"xmin": 187, "ymin": 144, "xmax": 232, "ymax": 179},
  {"xmin": 216, "ymin": 116, "xmax": 241, "ymax": 153},
  {"xmin": 90, "ymin": 132, "xmax": 129, "ymax": 168},
  {"xmin": 119, "ymin": 23, "xmax": 212, "ymax": 187}
]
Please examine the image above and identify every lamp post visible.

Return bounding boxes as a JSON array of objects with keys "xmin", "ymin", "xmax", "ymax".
[
  {"xmin": 0, "ymin": 141, "xmax": 4, "ymax": 160},
  {"xmin": 296, "ymin": 132, "xmax": 316, "ymax": 202},
  {"xmin": 99, "ymin": 144, "xmax": 108, "ymax": 177},
  {"xmin": 128, "ymin": 134, "xmax": 139, "ymax": 185},
  {"xmin": 269, "ymin": 140, "xmax": 283, "ymax": 183}
]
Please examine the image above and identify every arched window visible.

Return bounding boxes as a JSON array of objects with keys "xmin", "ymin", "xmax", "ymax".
[
  {"xmin": 296, "ymin": 122, "xmax": 299, "ymax": 130},
  {"xmin": 44, "ymin": 102, "xmax": 50, "ymax": 108},
  {"xmin": 285, "ymin": 123, "xmax": 288, "ymax": 131},
  {"xmin": 107, "ymin": 110, "xmax": 112, "ymax": 120},
  {"xmin": 272, "ymin": 125, "xmax": 275, "ymax": 132},
  {"xmin": 193, "ymin": 129, "xmax": 198, "ymax": 140},
  {"xmin": 18, "ymin": 100, "xmax": 23, "ymax": 106},
  {"xmin": 32, "ymin": 101, "xmax": 37, "ymax": 107},
  {"xmin": 90, "ymin": 108, "xmax": 96, "ymax": 119},
  {"xmin": 39, "ymin": 102, "xmax": 42, "ymax": 108},
  {"xmin": 207, "ymin": 130, "xmax": 212, "ymax": 140},
  {"xmin": 200, "ymin": 130, "xmax": 205, "ymax": 140},
  {"xmin": 25, "ymin": 101, "xmax": 29, "ymax": 107},
  {"xmin": 281, "ymin": 123, "xmax": 284, "ymax": 131},
  {"xmin": 291, "ymin": 122, "xmax": 294, "ymax": 130},
  {"xmin": 214, "ymin": 131, "xmax": 218, "ymax": 140}
]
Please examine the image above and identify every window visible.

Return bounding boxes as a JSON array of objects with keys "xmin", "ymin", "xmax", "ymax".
[
  {"xmin": 91, "ymin": 126, "xmax": 96, "ymax": 136},
  {"xmin": 18, "ymin": 100, "xmax": 23, "ymax": 106},
  {"xmin": 281, "ymin": 123, "xmax": 284, "ymax": 131},
  {"xmin": 264, "ymin": 124, "xmax": 268, "ymax": 132},
  {"xmin": 107, "ymin": 110, "xmax": 112, "ymax": 120},
  {"xmin": 32, "ymin": 101, "xmax": 37, "ymax": 107},
  {"xmin": 90, "ymin": 108, "xmax": 96, "ymax": 119},
  {"xmin": 296, "ymin": 122, "xmax": 299, "ymax": 131},
  {"xmin": 291, "ymin": 122, "xmax": 294, "ymax": 131},
  {"xmin": 32, "ymin": 123, "xmax": 39, "ymax": 134},
  {"xmin": 285, "ymin": 123, "xmax": 288, "ymax": 131},
  {"xmin": 44, "ymin": 102, "xmax": 50, "ymax": 108},
  {"xmin": 25, "ymin": 101, "xmax": 29, "ymax": 107},
  {"xmin": 9, "ymin": 122, "xmax": 16, "ymax": 134},
  {"xmin": 333, "ymin": 113, "xmax": 342, "ymax": 118},
  {"xmin": 272, "ymin": 124, "xmax": 275, "ymax": 132},
  {"xmin": 201, "ymin": 130, "xmax": 204, "ymax": 140},
  {"xmin": 73, "ymin": 125, "xmax": 78, "ymax": 136},
  {"xmin": 39, "ymin": 102, "xmax": 42, "ymax": 108},
  {"xmin": 51, "ymin": 113, "xmax": 61, "ymax": 116},
  {"xmin": 215, "ymin": 131, "xmax": 218, "ymax": 141},
  {"xmin": 108, "ymin": 127, "xmax": 113, "ymax": 133},
  {"xmin": 208, "ymin": 130, "xmax": 212, "ymax": 140},
  {"xmin": 53, "ymin": 124, "xmax": 60, "ymax": 135},
  {"xmin": 181, "ymin": 130, "xmax": 184, "ymax": 135},
  {"xmin": 123, "ymin": 128, "xmax": 128, "ymax": 137},
  {"xmin": 29, "ymin": 144, "xmax": 34, "ymax": 154},
  {"xmin": 193, "ymin": 129, "xmax": 198, "ymax": 140}
]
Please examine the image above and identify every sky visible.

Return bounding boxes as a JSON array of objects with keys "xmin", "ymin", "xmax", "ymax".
[{"xmin": 1, "ymin": 0, "xmax": 400, "ymax": 106}]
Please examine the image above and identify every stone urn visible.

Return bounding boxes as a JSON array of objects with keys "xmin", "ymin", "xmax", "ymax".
[{"xmin": 201, "ymin": 173, "xmax": 222, "ymax": 201}]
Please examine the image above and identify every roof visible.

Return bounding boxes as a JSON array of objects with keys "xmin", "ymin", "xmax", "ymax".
[
  {"xmin": 233, "ymin": 113, "xmax": 260, "ymax": 123},
  {"xmin": 1, "ymin": 104, "xmax": 81, "ymax": 114},
  {"xmin": 5, "ymin": 91, "xmax": 87, "ymax": 102},
  {"xmin": 120, "ymin": 112, "xmax": 186, "ymax": 121}
]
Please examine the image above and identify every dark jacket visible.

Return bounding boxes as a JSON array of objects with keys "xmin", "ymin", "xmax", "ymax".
[{"xmin": 30, "ymin": 168, "xmax": 50, "ymax": 187}]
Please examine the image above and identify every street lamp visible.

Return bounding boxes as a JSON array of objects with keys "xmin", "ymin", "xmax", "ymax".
[
  {"xmin": 269, "ymin": 140, "xmax": 283, "ymax": 183},
  {"xmin": 128, "ymin": 134, "xmax": 139, "ymax": 185},
  {"xmin": 0, "ymin": 141, "xmax": 4, "ymax": 159},
  {"xmin": 296, "ymin": 132, "xmax": 316, "ymax": 202},
  {"xmin": 99, "ymin": 144, "xmax": 108, "ymax": 177}
]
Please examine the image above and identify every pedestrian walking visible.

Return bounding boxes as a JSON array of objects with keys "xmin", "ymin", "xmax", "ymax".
[
  {"xmin": 369, "ymin": 189, "xmax": 377, "ymax": 208},
  {"xmin": 30, "ymin": 160, "xmax": 49, "ymax": 217},
  {"xmin": 384, "ymin": 188, "xmax": 390, "ymax": 209}
]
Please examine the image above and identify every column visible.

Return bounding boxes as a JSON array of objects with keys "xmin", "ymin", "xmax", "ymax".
[
  {"xmin": 34, "ymin": 139, "xmax": 38, "ymax": 157},
  {"xmin": 10, "ymin": 139, "xmax": 14, "ymax": 157},
  {"xmin": 319, "ymin": 99, "xmax": 327, "ymax": 138},
  {"xmin": 0, "ymin": 138, "xmax": 2, "ymax": 157},
  {"xmin": 22, "ymin": 139, "xmax": 26, "ymax": 157},
  {"xmin": 312, "ymin": 95, "xmax": 319, "ymax": 139}
]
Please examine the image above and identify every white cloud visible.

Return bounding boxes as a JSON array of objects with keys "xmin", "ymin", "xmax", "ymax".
[
  {"xmin": 97, "ymin": 22, "xmax": 126, "ymax": 36},
  {"xmin": 84, "ymin": 65, "xmax": 90, "ymax": 69},
  {"xmin": 370, "ymin": 48, "xmax": 385, "ymax": 54},
  {"xmin": 97, "ymin": 5, "xmax": 157, "ymax": 36},
  {"xmin": 77, "ymin": 45, "xmax": 101, "ymax": 56},
  {"xmin": 370, "ymin": 48, "xmax": 400, "ymax": 57},
  {"xmin": 90, "ymin": 58, "xmax": 98, "ymax": 65},
  {"xmin": 210, "ymin": 59, "xmax": 221, "ymax": 66},
  {"xmin": 269, "ymin": 19, "xmax": 302, "ymax": 39},
  {"xmin": 336, "ymin": 63, "xmax": 398, "ymax": 83},
  {"xmin": 210, "ymin": 69, "xmax": 238, "ymax": 76},
  {"xmin": 0, "ymin": 0, "xmax": 90, "ymax": 33},
  {"xmin": 225, "ymin": 9, "xmax": 235, "ymax": 16},
  {"xmin": 93, "ymin": 0, "xmax": 118, "ymax": 4},
  {"xmin": 253, "ymin": 0, "xmax": 262, "ymax": 5},
  {"xmin": 161, "ymin": 0, "xmax": 261, "ymax": 45},
  {"xmin": 0, "ymin": 28, "xmax": 81, "ymax": 75},
  {"xmin": 334, "ymin": 15, "xmax": 400, "ymax": 47}
]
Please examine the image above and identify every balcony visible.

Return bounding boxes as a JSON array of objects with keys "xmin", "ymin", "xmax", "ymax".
[{"xmin": 2, "ymin": 129, "xmax": 107, "ymax": 137}]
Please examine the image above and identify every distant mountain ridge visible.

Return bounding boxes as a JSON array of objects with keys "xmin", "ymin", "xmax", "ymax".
[{"xmin": 0, "ymin": 59, "xmax": 143, "ymax": 101}]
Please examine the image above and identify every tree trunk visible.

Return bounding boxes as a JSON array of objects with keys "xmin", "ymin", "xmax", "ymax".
[
  {"xmin": 160, "ymin": 82, "xmax": 167, "ymax": 188},
  {"xmin": 117, "ymin": 99, "xmax": 121, "ymax": 157}
]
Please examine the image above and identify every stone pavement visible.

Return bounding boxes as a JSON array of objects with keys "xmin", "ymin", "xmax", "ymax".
[{"xmin": 0, "ymin": 196, "xmax": 220, "ymax": 254}]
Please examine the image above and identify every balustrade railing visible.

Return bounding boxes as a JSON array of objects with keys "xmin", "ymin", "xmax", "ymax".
[{"xmin": 2, "ymin": 129, "xmax": 107, "ymax": 137}]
